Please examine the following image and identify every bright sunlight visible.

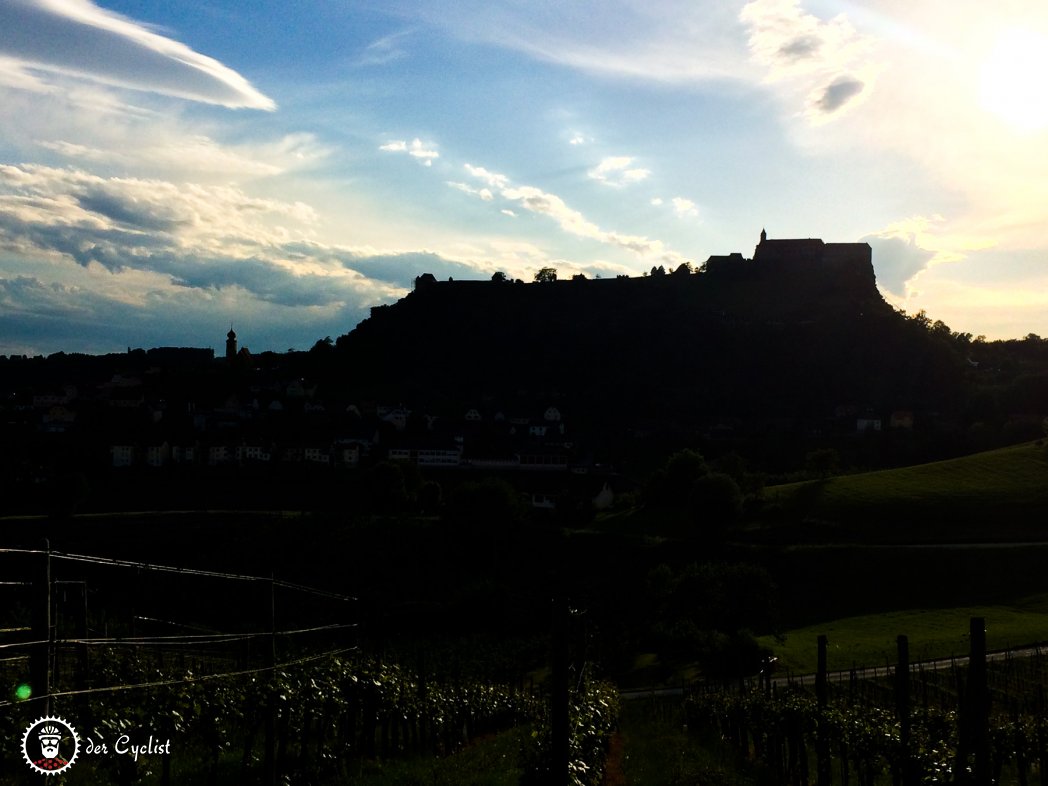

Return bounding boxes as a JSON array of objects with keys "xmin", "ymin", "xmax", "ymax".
[{"xmin": 980, "ymin": 28, "xmax": 1048, "ymax": 132}]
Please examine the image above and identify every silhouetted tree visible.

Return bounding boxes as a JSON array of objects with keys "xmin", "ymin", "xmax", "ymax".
[
  {"xmin": 309, "ymin": 336, "xmax": 334, "ymax": 354},
  {"xmin": 689, "ymin": 472, "xmax": 743, "ymax": 537},
  {"xmin": 647, "ymin": 448, "xmax": 708, "ymax": 508},
  {"xmin": 533, "ymin": 267, "xmax": 558, "ymax": 283},
  {"xmin": 367, "ymin": 462, "xmax": 409, "ymax": 513},
  {"xmin": 449, "ymin": 478, "xmax": 523, "ymax": 528},
  {"xmin": 491, "ymin": 271, "xmax": 508, "ymax": 283},
  {"xmin": 804, "ymin": 447, "xmax": 841, "ymax": 478},
  {"xmin": 418, "ymin": 480, "xmax": 443, "ymax": 514}
]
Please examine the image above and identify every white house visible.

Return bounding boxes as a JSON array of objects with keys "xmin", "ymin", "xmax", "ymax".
[
  {"xmin": 111, "ymin": 445, "xmax": 136, "ymax": 467},
  {"xmin": 145, "ymin": 443, "xmax": 171, "ymax": 468}
]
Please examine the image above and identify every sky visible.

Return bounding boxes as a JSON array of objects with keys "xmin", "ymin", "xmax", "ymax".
[{"xmin": 2, "ymin": 0, "xmax": 1048, "ymax": 355}]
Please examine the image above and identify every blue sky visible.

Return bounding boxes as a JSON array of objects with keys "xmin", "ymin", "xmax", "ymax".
[{"xmin": 2, "ymin": 0, "xmax": 1048, "ymax": 355}]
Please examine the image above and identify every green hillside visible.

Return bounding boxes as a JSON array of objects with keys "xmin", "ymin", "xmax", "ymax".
[
  {"xmin": 759, "ymin": 599, "xmax": 1048, "ymax": 674},
  {"xmin": 760, "ymin": 441, "xmax": 1048, "ymax": 541}
]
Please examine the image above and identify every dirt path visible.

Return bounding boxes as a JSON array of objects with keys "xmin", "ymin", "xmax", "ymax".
[{"xmin": 602, "ymin": 731, "xmax": 627, "ymax": 785}]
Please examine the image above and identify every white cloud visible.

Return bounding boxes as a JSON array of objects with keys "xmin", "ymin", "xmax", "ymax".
[
  {"xmin": 464, "ymin": 163, "xmax": 510, "ymax": 190},
  {"xmin": 0, "ymin": 0, "xmax": 274, "ymax": 109},
  {"xmin": 502, "ymin": 185, "xmax": 603, "ymax": 239},
  {"xmin": 671, "ymin": 197, "xmax": 699, "ymax": 218},
  {"xmin": 587, "ymin": 156, "xmax": 651, "ymax": 187},
  {"xmin": 862, "ymin": 215, "xmax": 995, "ymax": 298},
  {"xmin": 739, "ymin": 0, "xmax": 876, "ymax": 120},
  {"xmin": 381, "ymin": 137, "xmax": 439, "ymax": 166}
]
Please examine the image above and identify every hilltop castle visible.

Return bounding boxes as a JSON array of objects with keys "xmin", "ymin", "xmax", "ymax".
[{"xmin": 704, "ymin": 230, "xmax": 872, "ymax": 275}]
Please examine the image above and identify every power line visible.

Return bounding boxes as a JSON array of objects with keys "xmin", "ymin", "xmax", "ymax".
[
  {"xmin": 54, "ymin": 622, "xmax": 357, "ymax": 646},
  {"xmin": 49, "ymin": 550, "xmax": 357, "ymax": 602},
  {"xmin": 0, "ymin": 639, "xmax": 47, "ymax": 651},
  {"xmin": 273, "ymin": 579, "xmax": 357, "ymax": 602},
  {"xmin": 0, "ymin": 623, "xmax": 357, "ymax": 652}
]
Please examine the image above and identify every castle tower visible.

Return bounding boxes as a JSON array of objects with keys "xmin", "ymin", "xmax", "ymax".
[
  {"xmin": 760, "ymin": 228, "xmax": 767, "ymax": 243},
  {"xmin": 225, "ymin": 327, "xmax": 237, "ymax": 361}
]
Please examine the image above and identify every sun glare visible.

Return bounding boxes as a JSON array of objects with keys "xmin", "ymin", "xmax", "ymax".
[{"xmin": 980, "ymin": 29, "xmax": 1048, "ymax": 132}]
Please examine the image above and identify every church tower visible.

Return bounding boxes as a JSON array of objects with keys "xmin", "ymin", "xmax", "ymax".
[{"xmin": 225, "ymin": 327, "xmax": 237, "ymax": 361}]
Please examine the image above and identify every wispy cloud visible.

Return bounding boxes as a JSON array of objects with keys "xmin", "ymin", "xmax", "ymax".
[
  {"xmin": 357, "ymin": 29, "xmax": 413, "ymax": 67},
  {"xmin": 587, "ymin": 156, "xmax": 651, "ymax": 187},
  {"xmin": 37, "ymin": 132, "xmax": 329, "ymax": 177},
  {"xmin": 0, "ymin": 0, "xmax": 274, "ymax": 109},
  {"xmin": 446, "ymin": 181, "xmax": 494, "ymax": 201},
  {"xmin": 399, "ymin": 1, "xmax": 752, "ymax": 84},
  {"xmin": 455, "ymin": 165, "xmax": 681, "ymax": 263}
]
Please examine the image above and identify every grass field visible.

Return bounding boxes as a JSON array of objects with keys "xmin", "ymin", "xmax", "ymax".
[
  {"xmin": 757, "ymin": 596, "xmax": 1048, "ymax": 674},
  {"xmin": 760, "ymin": 441, "xmax": 1048, "ymax": 540}
]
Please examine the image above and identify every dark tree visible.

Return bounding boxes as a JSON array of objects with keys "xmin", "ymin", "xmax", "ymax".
[
  {"xmin": 804, "ymin": 447, "xmax": 841, "ymax": 478},
  {"xmin": 534, "ymin": 267, "xmax": 558, "ymax": 283},
  {"xmin": 689, "ymin": 472, "xmax": 743, "ymax": 537}
]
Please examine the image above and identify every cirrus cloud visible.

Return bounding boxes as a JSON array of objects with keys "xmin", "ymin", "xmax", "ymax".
[{"xmin": 0, "ymin": 0, "xmax": 274, "ymax": 109}]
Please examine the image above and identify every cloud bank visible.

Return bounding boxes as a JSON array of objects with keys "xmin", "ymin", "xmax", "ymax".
[{"xmin": 0, "ymin": 162, "xmax": 501, "ymax": 354}]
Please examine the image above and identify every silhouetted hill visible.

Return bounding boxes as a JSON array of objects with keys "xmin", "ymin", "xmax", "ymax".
[{"xmin": 334, "ymin": 243, "xmax": 966, "ymax": 429}]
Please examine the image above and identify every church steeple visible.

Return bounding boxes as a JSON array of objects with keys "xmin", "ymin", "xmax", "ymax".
[
  {"xmin": 760, "ymin": 228, "xmax": 767, "ymax": 243},
  {"xmin": 225, "ymin": 326, "xmax": 237, "ymax": 361}
]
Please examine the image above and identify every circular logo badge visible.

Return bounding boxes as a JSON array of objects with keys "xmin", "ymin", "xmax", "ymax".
[{"xmin": 21, "ymin": 716, "xmax": 80, "ymax": 775}]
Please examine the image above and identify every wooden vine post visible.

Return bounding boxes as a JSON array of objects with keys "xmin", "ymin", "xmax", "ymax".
[
  {"xmin": 956, "ymin": 617, "xmax": 990, "ymax": 785},
  {"xmin": 816, "ymin": 634, "xmax": 831, "ymax": 786},
  {"xmin": 969, "ymin": 617, "xmax": 990, "ymax": 786},
  {"xmin": 29, "ymin": 541, "xmax": 52, "ymax": 715},
  {"xmin": 896, "ymin": 634, "xmax": 915, "ymax": 786},
  {"xmin": 263, "ymin": 574, "xmax": 277, "ymax": 786},
  {"xmin": 551, "ymin": 595, "xmax": 570, "ymax": 786}
]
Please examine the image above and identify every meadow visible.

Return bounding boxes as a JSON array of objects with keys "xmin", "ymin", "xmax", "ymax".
[{"xmin": 760, "ymin": 441, "xmax": 1048, "ymax": 541}]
